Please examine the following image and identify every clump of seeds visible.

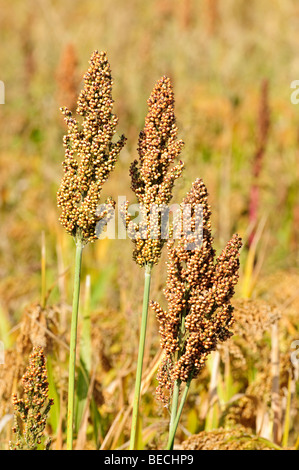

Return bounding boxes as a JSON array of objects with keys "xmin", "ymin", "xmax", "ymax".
[
  {"xmin": 57, "ymin": 50, "xmax": 126, "ymax": 243},
  {"xmin": 123, "ymin": 75, "xmax": 184, "ymax": 267},
  {"xmin": 151, "ymin": 178, "xmax": 242, "ymax": 403}
]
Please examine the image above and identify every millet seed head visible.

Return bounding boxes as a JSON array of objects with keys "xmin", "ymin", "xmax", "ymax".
[
  {"xmin": 123, "ymin": 76, "xmax": 184, "ymax": 267},
  {"xmin": 57, "ymin": 50, "xmax": 126, "ymax": 243},
  {"xmin": 151, "ymin": 178, "xmax": 242, "ymax": 404}
]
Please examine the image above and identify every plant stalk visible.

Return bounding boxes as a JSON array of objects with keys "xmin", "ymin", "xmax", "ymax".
[
  {"xmin": 166, "ymin": 376, "xmax": 192, "ymax": 450},
  {"xmin": 130, "ymin": 263, "xmax": 152, "ymax": 450},
  {"xmin": 67, "ymin": 237, "xmax": 84, "ymax": 450},
  {"xmin": 168, "ymin": 378, "xmax": 181, "ymax": 444},
  {"xmin": 167, "ymin": 297, "xmax": 188, "ymax": 450}
]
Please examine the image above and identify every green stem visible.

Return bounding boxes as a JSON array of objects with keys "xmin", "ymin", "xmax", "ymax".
[
  {"xmin": 166, "ymin": 376, "xmax": 192, "ymax": 450},
  {"xmin": 282, "ymin": 371, "xmax": 292, "ymax": 448},
  {"xmin": 67, "ymin": 237, "xmax": 84, "ymax": 450},
  {"xmin": 167, "ymin": 297, "xmax": 188, "ymax": 450},
  {"xmin": 168, "ymin": 378, "xmax": 181, "ymax": 443},
  {"xmin": 130, "ymin": 264, "xmax": 152, "ymax": 450}
]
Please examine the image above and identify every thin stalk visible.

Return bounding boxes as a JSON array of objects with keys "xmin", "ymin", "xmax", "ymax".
[
  {"xmin": 130, "ymin": 264, "xmax": 152, "ymax": 450},
  {"xmin": 166, "ymin": 375, "xmax": 192, "ymax": 450},
  {"xmin": 169, "ymin": 378, "xmax": 181, "ymax": 442},
  {"xmin": 167, "ymin": 297, "xmax": 188, "ymax": 448},
  {"xmin": 41, "ymin": 231, "xmax": 46, "ymax": 309},
  {"xmin": 75, "ymin": 274, "xmax": 92, "ymax": 434},
  {"xmin": 67, "ymin": 237, "xmax": 84, "ymax": 450}
]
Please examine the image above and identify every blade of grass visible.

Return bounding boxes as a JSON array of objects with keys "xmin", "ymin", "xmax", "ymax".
[
  {"xmin": 100, "ymin": 408, "xmax": 125, "ymax": 450},
  {"xmin": 91, "ymin": 395, "xmax": 103, "ymax": 449},
  {"xmin": 242, "ymin": 215, "xmax": 267, "ymax": 298},
  {"xmin": 166, "ymin": 376, "xmax": 192, "ymax": 450},
  {"xmin": 75, "ymin": 363, "xmax": 97, "ymax": 450},
  {"xmin": 101, "ymin": 351, "xmax": 162, "ymax": 450}
]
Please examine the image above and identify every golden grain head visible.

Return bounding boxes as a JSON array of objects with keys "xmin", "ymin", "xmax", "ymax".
[{"xmin": 57, "ymin": 50, "xmax": 126, "ymax": 243}]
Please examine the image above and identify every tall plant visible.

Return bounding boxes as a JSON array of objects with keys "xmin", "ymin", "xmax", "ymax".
[
  {"xmin": 123, "ymin": 76, "xmax": 184, "ymax": 449},
  {"xmin": 57, "ymin": 50, "xmax": 126, "ymax": 449},
  {"xmin": 151, "ymin": 178, "xmax": 242, "ymax": 449}
]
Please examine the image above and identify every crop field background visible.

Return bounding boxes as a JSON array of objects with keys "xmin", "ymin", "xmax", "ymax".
[{"xmin": 0, "ymin": 0, "xmax": 299, "ymax": 450}]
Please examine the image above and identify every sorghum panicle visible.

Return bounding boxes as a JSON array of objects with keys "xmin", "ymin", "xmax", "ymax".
[
  {"xmin": 123, "ymin": 76, "xmax": 184, "ymax": 267},
  {"xmin": 57, "ymin": 50, "xmax": 126, "ymax": 243},
  {"xmin": 151, "ymin": 178, "xmax": 242, "ymax": 403},
  {"xmin": 10, "ymin": 346, "xmax": 53, "ymax": 450}
]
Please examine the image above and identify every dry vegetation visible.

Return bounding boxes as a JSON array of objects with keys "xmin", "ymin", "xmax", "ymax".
[{"xmin": 0, "ymin": 0, "xmax": 299, "ymax": 450}]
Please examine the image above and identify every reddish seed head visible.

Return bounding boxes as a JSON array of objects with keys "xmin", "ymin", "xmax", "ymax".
[{"xmin": 124, "ymin": 76, "xmax": 184, "ymax": 267}]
